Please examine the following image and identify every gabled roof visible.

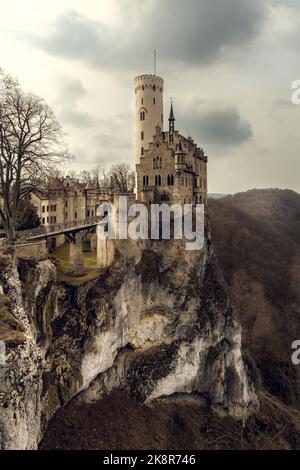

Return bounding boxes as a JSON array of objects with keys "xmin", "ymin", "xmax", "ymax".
[{"xmin": 48, "ymin": 178, "xmax": 65, "ymax": 190}]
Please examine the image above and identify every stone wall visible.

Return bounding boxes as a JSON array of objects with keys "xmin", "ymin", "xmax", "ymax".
[{"xmin": 13, "ymin": 240, "xmax": 48, "ymax": 261}]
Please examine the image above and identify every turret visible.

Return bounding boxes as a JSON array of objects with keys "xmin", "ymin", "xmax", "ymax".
[
  {"xmin": 175, "ymin": 141, "xmax": 186, "ymax": 171},
  {"xmin": 134, "ymin": 74, "xmax": 164, "ymax": 165}
]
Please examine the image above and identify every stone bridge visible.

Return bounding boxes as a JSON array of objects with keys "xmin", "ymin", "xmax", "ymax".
[
  {"xmin": 13, "ymin": 217, "xmax": 101, "ymax": 275},
  {"xmin": 18, "ymin": 217, "xmax": 100, "ymax": 242},
  {"xmin": 1, "ymin": 216, "xmax": 118, "ymax": 274}
]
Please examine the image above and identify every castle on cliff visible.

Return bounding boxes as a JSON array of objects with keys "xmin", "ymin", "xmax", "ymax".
[
  {"xmin": 30, "ymin": 73, "xmax": 208, "ymax": 230},
  {"xmin": 134, "ymin": 74, "xmax": 208, "ymax": 205}
]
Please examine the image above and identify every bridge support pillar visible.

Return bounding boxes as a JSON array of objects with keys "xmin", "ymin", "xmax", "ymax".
[
  {"xmin": 97, "ymin": 234, "xmax": 115, "ymax": 269},
  {"xmin": 69, "ymin": 234, "xmax": 84, "ymax": 275}
]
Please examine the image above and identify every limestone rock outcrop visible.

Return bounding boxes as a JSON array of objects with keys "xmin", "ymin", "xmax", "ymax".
[{"xmin": 0, "ymin": 220, "xmax": 258, "ymax": 449}]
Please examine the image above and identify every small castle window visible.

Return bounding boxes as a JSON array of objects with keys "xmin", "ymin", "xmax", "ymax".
[
  {"xmin": 160, "ymin": 157, "xmax": 162, "ymax": 169},
  {"xmin": 153, "ymin": 97, "xmax": 156, "ymax": 104},
  {"xmin": 167, "ymin": 175, "xmax": 173, "ymax": 186},
  {"xmin": 155, "ymin": 175, "xmax": 161, "ymax": 186},
  {"xmin": 153, "ymin": 85, "xmax": 156, "ymax": 91},
  {"xmin": 153, "ymin": 158, "xmax": 156, "ymax": 169},
  {"xmin": 141, "ymin": 146, "xmax": 144, "ymax": 156},
  {"xmin": 141, "ymin": 131, "xmax": 144, "ymax": 140}
]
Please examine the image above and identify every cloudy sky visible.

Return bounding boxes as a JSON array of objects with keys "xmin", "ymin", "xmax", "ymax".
[{"xmin": 1, "ymin": 0, "xmax": 300, "ymax": 194}]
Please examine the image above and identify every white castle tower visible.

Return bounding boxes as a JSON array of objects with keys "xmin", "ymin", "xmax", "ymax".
[{"xmin": 134, "ymin": 74, "xmax": 164, "ymax": 165}]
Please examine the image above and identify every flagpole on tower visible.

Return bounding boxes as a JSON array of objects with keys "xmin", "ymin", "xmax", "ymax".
[{"xmin": 154, "ymin": 49, "xmax": 156, "ymax": 76}]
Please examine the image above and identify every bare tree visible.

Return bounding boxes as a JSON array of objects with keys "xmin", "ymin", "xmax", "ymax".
[
  {"xmin": 78, "ymin": 170, "xmax": 93, "ymax": 185},
  {"xmin": 0, "ymin": 71, "xmax": 68, "ymax": 241},
  {"xmin": 108, "ymin": 163, "xmax": 135, "ymax": 193}
]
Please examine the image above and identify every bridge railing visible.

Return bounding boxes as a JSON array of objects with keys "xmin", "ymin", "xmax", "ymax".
[
  {"xmin": 45, "ymin": 217, "xmax": 99, "ymax": 234},
  {"xmin": 16, "ymin": 217, "xmax": 99, "ymax": 241}
]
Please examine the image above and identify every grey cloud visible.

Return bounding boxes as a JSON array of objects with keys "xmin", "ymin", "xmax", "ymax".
[
  {"xmin": 55, "ymin": 76, "xmax": 96, "ymax": 128},
  {"xmin": 24, "ymin": 0, "xmax": 267, "ymax": 69},
  {"xmin": 59, "ymin": 108, "xmax": 96, "ymax": 128},
  {"xmin": 93, "ymin": 133, "xmax": 132, "ymax": 149},
  {"xmin": 177, "ymin": 104, "xmax": 253, "ymax": 147},
  {"xmin": 57, "ymin": 77, "xmax": 87, "ymax": 103}
]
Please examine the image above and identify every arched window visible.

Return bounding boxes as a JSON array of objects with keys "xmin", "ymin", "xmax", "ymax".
[
  {"xmin": 155, "ymin": 175, "xmax": 161, "ymax": 186},
  {"xmin": 156, "ymin": 156, "xmax": 160, "ymax": 169},
  {"xmin": 153, "ymin": 85, "xmax": 156, "ymax": 91},
  {"xmin": 153, "ymin": 97, "xmax": 156, "ymax": 104},
  {"xmin": 171, "ymin": 175, "xmax": 174, "ymax": 185},
  {"xmin": 140, "ymin": 111, "xmax": 145, "ymax": 121},
  {"xmin": 160, "ymin": 157, "xmax": 162, "ymax": 169},
  {"xmin": 161, "ymin": 194, "xmax": 169, "ymax": 202},
  {"xmin": 142, "ymin": 85, "xmax": 144, "ymax": 90},
  {"xmin": 167, "ymin": 175, "xmax": 170, "ymax": 185},
  {"xmin": 153, "ymin": 158, "xmax": 156, "ymax": 169}
]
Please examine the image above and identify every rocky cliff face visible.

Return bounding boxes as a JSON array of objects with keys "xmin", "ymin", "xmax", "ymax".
[{"xmin": 0, "ymin": 219, "xmax": 258, "ymax": 449}]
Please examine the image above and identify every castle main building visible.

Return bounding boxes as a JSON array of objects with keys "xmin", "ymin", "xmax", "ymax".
[{"xmin": 135, "ymin": 74, "xmax": 208, "ymax": 205}]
